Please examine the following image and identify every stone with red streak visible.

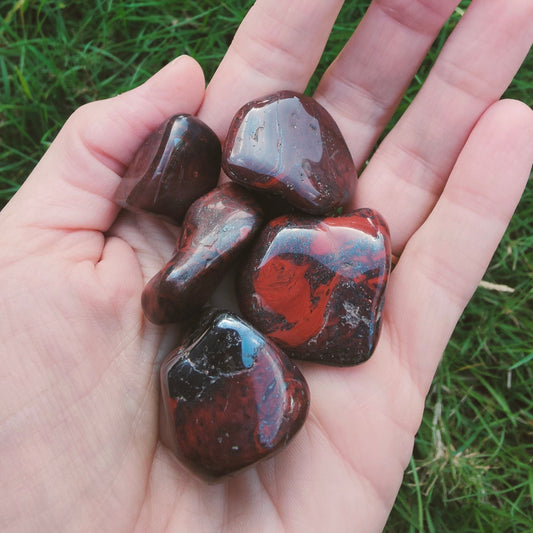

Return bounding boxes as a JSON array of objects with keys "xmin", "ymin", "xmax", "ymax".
[{"xmin": 237, "ymin": 209, "xmax": 391, "ymax": 366}]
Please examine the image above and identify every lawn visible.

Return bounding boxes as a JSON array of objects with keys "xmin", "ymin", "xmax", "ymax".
[{"xmin": 1, "ymin": 1, "xmax": 532, "ymax": 531}]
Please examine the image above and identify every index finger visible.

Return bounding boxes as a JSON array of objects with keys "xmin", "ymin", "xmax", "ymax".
[{"xmin": 197, "ymin": 0, "xmax": 345, "ymax": 138}]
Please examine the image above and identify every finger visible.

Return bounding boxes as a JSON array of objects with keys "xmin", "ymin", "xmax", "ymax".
[
  {"xmin": 297, "ymin": 101, "xmax": 533, "ymax": 522},
  {"xmin": 197, "ymin": 0, "xmax": 345, "ymax": 138},
  {"xmin": 2, "ymin": 56, "xmax": 205, "ymax": 236},
  {"xmin": 385, "ymin": 99, "xmax": 533, "ymax": 395},
  {"xmin": 314, "ymin": 0, "xmax": 460, "ymax": 169},
  {"xmin": 356, "ymin": 0, "xmax": 533, "ymax": 253}
]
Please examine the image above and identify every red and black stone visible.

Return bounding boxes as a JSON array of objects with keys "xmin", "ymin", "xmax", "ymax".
[
  {"xmin": 237, "ymin": 209, "xmax": 391, "ymax": 366},
  {"xmin": 222, "ymin": 91, "xmax": 356, "ymax": 216},
  {"xmin": 142, "ymin": 183, "xmax": 263, "ymax": 324},
  {"xmin": 160, "ymin": 308, "xmax": 310, "ymax": 481},
  {"xmin": 114, "ymin": 114, "xmax": 221, "ymax": 224}
]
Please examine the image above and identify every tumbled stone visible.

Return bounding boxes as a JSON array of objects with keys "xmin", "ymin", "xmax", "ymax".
[
  {"xmin": 142, "ymin": 183, "xmax": 263, "ymax": 324},
  {"xmin": 237, "ymin": 209, "xmax": 391, "ymax": 366},
  {"xmin": 160, "ymin": 308, "xmax": 310, "ymax": 480},
  {"xmin": 114, "ymin": 114, "xmax": 221, "ymax": 224},
  {"xmin": 222, "ymin": 90, "xmax": 356, "ymax": 215}
]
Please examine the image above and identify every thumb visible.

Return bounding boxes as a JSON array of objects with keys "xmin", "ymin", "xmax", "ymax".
[{"xmin": 1, "ymin": 56, "xmax": 205, "ymax": 236}]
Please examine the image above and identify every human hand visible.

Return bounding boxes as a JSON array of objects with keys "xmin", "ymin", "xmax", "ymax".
[{"xmin": 1, "ymin": 1, "xmax": 532, "ymax": 532}]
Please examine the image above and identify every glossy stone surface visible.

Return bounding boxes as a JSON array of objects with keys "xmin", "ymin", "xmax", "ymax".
[
  {"xmin": 161, "ymin": 309, "xmax": 310, "ymax": 480},
  {"xmin": 114, "ymin": 114, "xmax": 221, "ymax": 224},
  {"xmin": 222, "ymin": 91, "xmax": 356, "ymax": 215},
  {"xmin": 142, "ymin": 184, "xmax": 263, "ymax": 324},
  {"xmin": 237, "ymin": 209, "xmax": 391, "ymax": 366}
]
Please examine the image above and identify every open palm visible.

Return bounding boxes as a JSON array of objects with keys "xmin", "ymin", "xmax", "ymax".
[{"xmin": 1, "ymin": 1, "xmax": 532, "ymax": 532}]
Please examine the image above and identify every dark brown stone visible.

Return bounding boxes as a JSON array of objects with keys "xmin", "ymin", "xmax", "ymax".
[
  {"xmin": 115, "ymin": 114, "xmax": 221, "ymax": 224},
  {"xmin": 161, "ymin": 309, "xmax": 310, "ymax": 480},
  {"xmin": 222, "ymin": 91, "xmax": 356, "ymax": 215},
  {"xmin": 142, "ymin": 184, "xmax": 263, "ymax": 324}
]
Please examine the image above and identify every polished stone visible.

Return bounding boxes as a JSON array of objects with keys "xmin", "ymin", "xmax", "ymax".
[
  {"xmin": 160, "ymin": 309, "xmax": 310, "ymax": 480},
  {"xmin": 237, "ymin": 209, "xmax": 391, "ymax": 366},
  {"xmin": 142, "ymin": 183, "xmax": 263, "ymax": 324},
  {"xmin": 222, "ymin": 91, "xmax": 356, "ymax": 215},
  {"xmin": 114, "ymin": 114, "xmax": 221, "ymax": 224}
]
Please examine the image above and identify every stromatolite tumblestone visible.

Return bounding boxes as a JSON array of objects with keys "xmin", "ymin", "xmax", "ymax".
[
  {"xmin": 160, "ymin": 308, "xmax": 310, "ymax": 480},
  {"xmin": 222, "ymin": 91, "xmax": 356, "ymax": 215},
  {"xmin": 237, "ymin": 209, "xmax": 391, "ymax": 366},
  {"xmin": 115, "ymin": 114, "xmax": 221, "ymax": 224},
  {"xmin": 142, "ymin": 183, "xmax": 263, "ymax": 324}
]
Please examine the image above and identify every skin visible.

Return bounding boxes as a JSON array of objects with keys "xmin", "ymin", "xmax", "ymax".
[{"xmin": 1, "ymin": 0, "xmax": 532, "ymax": 531}]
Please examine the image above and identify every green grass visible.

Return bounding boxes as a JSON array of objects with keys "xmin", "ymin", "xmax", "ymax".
[{"xmin": 1, "ymin": 1, "xmax": 532, "ymax": 531}]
